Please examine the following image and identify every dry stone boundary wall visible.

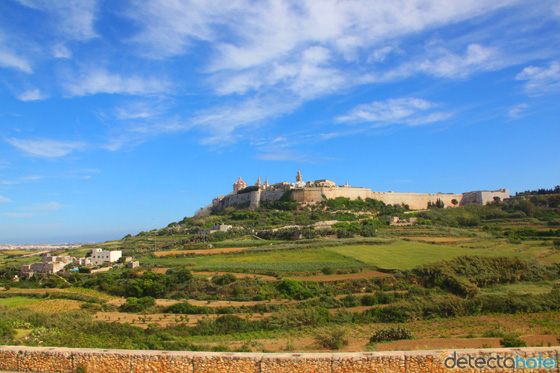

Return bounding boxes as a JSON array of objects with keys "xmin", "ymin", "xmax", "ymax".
[{"xmin": 0, "ymin": 346, "xmax": 558, "ymax": 372}]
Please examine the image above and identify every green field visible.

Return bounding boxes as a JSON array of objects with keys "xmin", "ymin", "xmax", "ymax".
[
  {"xmin": 140, "ymin": 237, "xmax": 552, "ymax": 272},
  {"xmin": 0, "ymin": 296, "xmax": 40, "ymax": 307},
  {"xmin": 326, "ymin": 241, "xmax": 527, "ymax": 270},
  {"xmin": 143, "ymin": 248, "xmax": 365, "ymax": 272}
]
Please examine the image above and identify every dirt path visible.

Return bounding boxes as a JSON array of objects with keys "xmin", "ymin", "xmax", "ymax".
[
  {"xmin": 287, "ymin": 271, "xmax": 389, "ymax": 282},
  {"xmin": 93, "ymin": 311, "xmax": 272, "ymax": 329},
  {"xmin": 193, "ymin": 271, "xmax": 277, "ymax": 280},
  {"xmin": 154, "ymin": 247, "xmax": 250, "ymax": 257}
]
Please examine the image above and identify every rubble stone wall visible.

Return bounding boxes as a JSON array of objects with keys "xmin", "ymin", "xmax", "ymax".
[{"xmin": 0, "ymin": 346, "xmax": 558, "ymax": 372}]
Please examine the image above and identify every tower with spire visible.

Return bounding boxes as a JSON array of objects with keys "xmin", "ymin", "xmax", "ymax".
[
  {"xmin": 255, "ymin": 176, "xmax": 263, "ymax": 189},
  {"xmin": 296, "ymin": 170, "xmax": 302, "ymax": 183},
  {"xmin": 264, "ymin": 177, "xmax": 270, "ymax": 189}
]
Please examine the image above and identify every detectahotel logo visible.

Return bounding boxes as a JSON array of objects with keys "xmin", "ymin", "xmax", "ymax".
[{"xmin": 439, "ymin": 351, "xmax": 557, "ymax": 370}]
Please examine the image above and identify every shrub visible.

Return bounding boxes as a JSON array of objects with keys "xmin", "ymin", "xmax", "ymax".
[
  {"xmin": 500, "ymin": 336, "xmax": 527, "ymax": 347},
  {"xmin": 361, "ymin": 294, "xmax": 377, "ymax": 306},
  {"xmin": 166, "ymin": 302, "xmax": 209, "ymax": 315},
  {"xmin": 119, "ymin": 297, "xmax": 155, "ymax": 313},
  {"xmin": 314, "ymin": 325, "xmax": 349, "ymax": 350},
  {"xmin": 212, "ymin": 273, "xmax": 237, "ymax": 286},
  {"xmin": 0, "ymin": 321, "xmax": 15, "ymax": 343},
  {"xmin": 482, "ymin": 329, "xmax": 508, "ymax": 338},
  {"xmin": 369, "ymin": 326, "xmax": 413, "ymax": 343},
  {"xmin": 341, "ymin": 295, "xmax": 360, "ymax": 308}
]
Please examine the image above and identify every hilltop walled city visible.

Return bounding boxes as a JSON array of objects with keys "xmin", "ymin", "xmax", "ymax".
[{"xmin": 212, "ymin": 171, "xmax": 510, "ymax": 212}]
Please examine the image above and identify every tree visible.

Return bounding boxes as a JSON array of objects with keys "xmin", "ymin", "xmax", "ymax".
[{"xmin": 451, "ymin": 199, "xmax": 459, "ymax": 207}]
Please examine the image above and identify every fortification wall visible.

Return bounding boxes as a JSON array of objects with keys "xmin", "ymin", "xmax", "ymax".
[
  {"xmin": 370, "ymin": 192, "xmax": 464, "ymax": 210},
  {"xmin": 214, "ymin": 192, "xmax": 252, "ymax": 210},
  {"xmin": 462, "ymin": 189, "xmax": 510, "ymax": 206},
  {"xmin": 215, "ymin": 187, "xmax": 510, "ymax": 211},
  {"xmin": 0, "ymin": 346, "xmax": 557, "ymax": 373},
  {"xmin": 292, "ymin": 188, "xmax": 326, "ymax": 203},
  {"xmin": 324, "ymin": 187, "xmax": 374, "ymax": 201},
  {"xmin": 259, "ymin": 190, "xmax": 286, "ymax": 202}
]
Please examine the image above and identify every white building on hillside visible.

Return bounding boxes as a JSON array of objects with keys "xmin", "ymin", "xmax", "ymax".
[{"xmin": 90, "ymin": 248, "xmax": 122, "ymax": 265}]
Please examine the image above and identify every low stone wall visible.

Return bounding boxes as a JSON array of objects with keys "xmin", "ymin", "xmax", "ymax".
[{"xmin": 0, "ymin": 346, "xmax": 558, "ymax": 372}]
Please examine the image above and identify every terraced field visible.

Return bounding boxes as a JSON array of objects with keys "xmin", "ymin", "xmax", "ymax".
[{"xmin": 326, "ymin": 240, "xmax": 528, "ymax": 270}]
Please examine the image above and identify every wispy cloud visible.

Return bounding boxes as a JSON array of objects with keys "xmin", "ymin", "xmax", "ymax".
[
  {"xmin": 0, "ymin": 169, "xmax": 98, "ymax": 185},
  {"xmin": 516, "ymin": 61, "xmax": 560, "ymax": 94},
  {"xmin": 64, "ymin": 68, "xmax": 169, "ymax": 96},
  {"xmin": 415, "ymin": 44, "xmax": 503, "ymax": 79},
  {"xmin": 337, "ymin": 97, "xmax": 452, "ymax": 127},
  {"xmin": 17, "ymin": 88, "xmax": 45, "ymax": 101},
  {"xmin": 0, "ymin": 175, "xmax": 44, "ymax": 185},
  {"xmin": 7, "ymin": 138, "xmax": 86, "ymax": 158},
  {"xmin": 0, "ymin": 49, "xmax": 32, "ymax": 73},
  {"xmin": 113, "ymin": 100, "xmax": 170, "ymax": 120},
  {"xmin": 21, "ymin": 201, "xmax": 63, "ymax": 211},
  {"xmin": 192, "ymin": 95, "xmax": 301, "ymax": 145},
  {"xmin": 53, "ymin": 44, "xmax": 71, "ymax": 59},
  {"xmin": 0, "ymin": 195, "xmax": 12, "ymax": 203},
  {"xmin": 16, "ymin": 0, "xmax": 98, "ymax": 41},
  {"xmin": 508, "ymin": 103, "xmax": 529, "ymax": 118}
]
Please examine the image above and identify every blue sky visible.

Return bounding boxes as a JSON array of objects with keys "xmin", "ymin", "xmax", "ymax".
[{"xmin": 1, "ymin": 0, "xmax": 559, "ymax": 244}]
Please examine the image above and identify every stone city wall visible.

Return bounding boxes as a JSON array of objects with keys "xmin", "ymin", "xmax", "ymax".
[
  {"xmin": 369, "ymin": 192, "xmax": 465, "ymax": 210},
  {"xmin": 215, "ymin": 187, "xmax": 509, "ymax": 212},
  {"xmin": 0, "ymin": 346, "xmax": 558, "ymax": 373},
  {"xmin": 462, "ymin": 189, "xmax": 510, "ymax": 206},
  {"xmin": 293, "ymin": 188, "xmax": 465, "ymax": 210}
]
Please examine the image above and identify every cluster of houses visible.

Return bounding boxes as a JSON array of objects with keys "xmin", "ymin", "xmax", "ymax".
[{"xmin": 19, "ymin": 248, "xmax": 139, "ymax": 279}]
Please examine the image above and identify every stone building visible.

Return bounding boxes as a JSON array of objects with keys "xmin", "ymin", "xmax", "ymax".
[
  {"xmin": 90, "ymin": 248, "xmax": 122, "ymax": 266},
  {"xmin": 19, "ymin": 254, "xmax": 72, "ymax": 279}
]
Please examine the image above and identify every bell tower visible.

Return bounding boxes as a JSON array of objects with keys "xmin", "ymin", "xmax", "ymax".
[{"xmin": 296, "ymin": 170, "xmax": 302, "ymax": 183}]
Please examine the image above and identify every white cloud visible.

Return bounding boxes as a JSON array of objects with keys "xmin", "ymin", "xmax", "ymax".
[
  {"xmin": 415, "ymin": 44, "xmax": 503, "ymax": 79},
  {"xmin": 64, "ymin": 69, "xmax": 169, "ymax": 96},
  {"xmin": 192, "ymin": 95, "xmax": 301, "ymax": 145},
  {"xmin": 0, "ymin": 195, "xmax": 12, "ymax": 203},
  {"xmin": 21, "ymin": 202, "xmax": 63, "ymax": 211},
  {"xmin": 369, "ymin": 46, "xmax": 393, "ymax": 63},
  {"xmin": 53, "ymin": 44, "xmax": 72, "ymax": 59},
  {"xmin": 508, "ymin": 103, "xmax": 528, "ymax": 118},
  {"xmin": 16, "ymin": 0, "xmax": 98, "ymax": 41},
  {"xmin": 516, "ymin": 61, "xmax": 560, "ymax": 93},
  {"xmin": 0, "ymin": 169, "xmax": 98, "ymax": 185},
  {"xmin": 113, "ymin": 100, "xmax": 170, "ymax": 120},
  {"xmin": 337, "ymin": 97, "xmax": 452, "ymax": 126},
  {"xmin": 0, "ymin": 49, "xmax": 32, "ymax": 73},
  {"xmin": 127, "ymin": 0, "xmax": 227, "ymax": 58},
  {"xmin": 0, "ymin": 175, "xmax": 44, "ymax": 185},
  {"xmin": 17, "ymin": 88, "xmax": 45, "ymax": 101},
  {"xmin": 7, "ymin": 138, "xmax": 86, "ymax": 158}
]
